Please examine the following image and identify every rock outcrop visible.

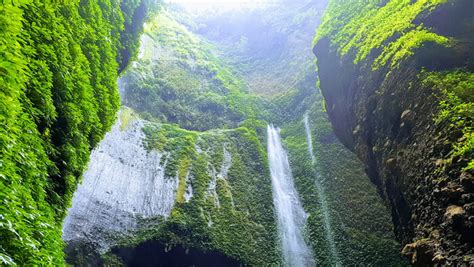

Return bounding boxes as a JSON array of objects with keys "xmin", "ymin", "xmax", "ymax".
[
  {"xmin": 314, "ymin": 0, "xmax": 473, "ymax": 265},
  {"xmin": 62, "ymin": 108, "xmax": 279, "ymax": 265}
]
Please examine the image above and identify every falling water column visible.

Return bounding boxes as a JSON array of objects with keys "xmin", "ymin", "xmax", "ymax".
[
  {"xmin": 304, "ymin": 114, "xmax": 341, "ymax": 265},
  {"xmin": 267, "ymin": 125, "xmax": 315, "ymax": 267}
]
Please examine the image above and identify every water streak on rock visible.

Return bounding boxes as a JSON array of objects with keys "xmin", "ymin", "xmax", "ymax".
[{"xmin": 304, "ymin": 114, "xmax": 341, "ymax": 265}]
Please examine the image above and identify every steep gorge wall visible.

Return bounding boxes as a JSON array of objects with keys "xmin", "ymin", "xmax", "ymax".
[
  {"xmin": 63, "ymin": 110, "xmax": 278, "ymax": 266},
  {"xmin": 191, "ymin": 2, "xmax": 406, "ymax": 264},
  {"xmin": 64, "ymin": 2, "xmax": 412, "ymax": 265},
  {"xmin": 63, "ymin": 11, "xmax": 279, "ymax": 265},
  {"xmin": 0, "ymin": 1, "xmax": 151, "ymax": 264},
  {"xmin": 313, "ymin": 0, "xmax": 473, "ymax": 265}
]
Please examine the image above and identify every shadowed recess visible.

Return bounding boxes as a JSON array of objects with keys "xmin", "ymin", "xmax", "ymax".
[{"xmin": 113, "ymin": 241, "xmax": 242, "ymax": 267}]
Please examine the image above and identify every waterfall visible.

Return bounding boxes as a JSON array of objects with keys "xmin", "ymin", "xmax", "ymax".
[
  {"xmin": 267, "ymin": 125, "xmax": 315, "ymax": 267},
  {"xmin": 304, "ymin": 114, "xmax": 341, "ymax": 265}
]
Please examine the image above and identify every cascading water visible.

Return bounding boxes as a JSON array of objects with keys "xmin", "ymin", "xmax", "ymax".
[
  {"xmin": 304, "ymin": 114, "xmax": 341, "ymax": 265},
  {"xmin": 267, "ymin": 125, "xmax": 315, "ymax": 267}
]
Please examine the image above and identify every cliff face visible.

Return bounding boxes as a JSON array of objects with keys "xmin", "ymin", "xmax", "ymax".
[
  {"xmin": 313, "ymin": 0, "xmax": 473, "ymax": 265},
  {"xmin": 63, "ymin": 109, "xmax": 278, "ymax": 266},
  {"xmin": 63, "ymin": 12, "xmax": 279, "ymax": 265},
  {"xmin": 64, "ymin": 4, "xmax": 406, "ymax": 265}
]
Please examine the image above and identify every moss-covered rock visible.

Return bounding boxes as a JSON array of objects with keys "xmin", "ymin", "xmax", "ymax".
[
  {"xmin": 64, "ymin": 112, "xmax": 279, "ymax": 265},
  {"xmin": 120, "ymin": 11, "xmax": 261, "ymax": 131},
  {"xmin": 313, "ymin": 0, "xmax": 473, "ymax": 264}
]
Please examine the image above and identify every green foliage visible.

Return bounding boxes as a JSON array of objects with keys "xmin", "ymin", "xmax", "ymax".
[
  {"xmin": 315, "ymin": 0, "xmax": 450, "ymax": 69},
  {"xmin": 0, "ymin": 1, "xmax": 149, "ymax": 264},
  {"xmin": 373, "ymin": 27, "xmax": 449, "ymax": 69},
  {"xmin": 118, "ymin": 107, "xmax": 139, "ymax": 131},
  {"xmin": 188, "ymin": 1, "xmax": 325, "ymax": 96},
  {"xmin": 116, "ymin": 6, "xmax": 405, "ymax": 265},
  {"xmin": 115, "ymin": 123, "xmax": 279, "ymax": 266},
  {"xmin": 280, "ymin": 96, "xmax": 406, "ymax": 266},
  {"xmin": 314, "ymin": 1, "xmax": 471, "ymax": 264},
  {"xmin": 268, "ymin": 65, "xmax": 319, "ymax": 124},
  {"xmin": 118, "ymin": 0, "xmax": 159, "ymax": 71},
  {"xmin": 422, "ymin": 70, "xmax": 474, "ymax": 171},
  {"xmin": 121, "ymin": 11, "xmax": 261, "ymax": 131}
]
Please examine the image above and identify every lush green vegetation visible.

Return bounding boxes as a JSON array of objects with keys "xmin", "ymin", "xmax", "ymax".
[
  {"xmin": 314, "ymin": 0, "xmax": 473, "ymax": 264},
  {"xmin": 315, "ymin": 0, "xmax": 472, "ymax": 173},
  {"xmin": 315, "ymin": 0, "xmax": 451, "ymax": 69},
  {"xmin": 105, "ymin": 5, "xmax": 406, "ymax": 265},
  {"xmin": 109, "ymin": 120, "xmax": 279, "ymax": 266},
  {"xmin": 422, "ymin": 70, "xmax": 474, "ymax": 171},
  {"xmin": 121, "ymin": 11, "xmax": 262, "ymax": 131},
  {"xmin": 282, "ymin": 104, "xmax": 405, "ymax": 266},
  {"xmin": 0, "ymin": 1, "xmax": 415, "ymax": 265},
  {"xmin": 0, "ymin": 1, "xmax": 151, "ymax": 265},
  {"xmin": 61, "ymin": 8, "xmax": 281, "ymax": 265},
  {"xmin": 271, "ymin": 73, "xmax": 406, "ymax": 265},
  {"xmin": 190, "ymin": 1, "xmax": 326, "ymax": 96}
]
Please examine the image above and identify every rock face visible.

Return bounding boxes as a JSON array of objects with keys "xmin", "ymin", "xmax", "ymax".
[
  {"xmin": 62, "ymin": 114, "xmax": 179, "ymax": 262},
  {"xmin": 62, "ymin": 109, "xmax": 279, "ymax": 265},
  {"xmin": 313, "ymin": 0, "xmax": 473, "ymax": 265}
]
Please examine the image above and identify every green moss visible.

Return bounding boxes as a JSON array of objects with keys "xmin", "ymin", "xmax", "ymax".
[
  {"xmin": 121, "ymin": 10, "xmax": 263, "ymax": 131},
  {"xmin": 279, "ymin": 88, "xmax": 406, "ymax": 265},
  {"xmin": 314, "ymin": 1, "xmax": 471, "ymax": 263},
  {"xmin": 421, "ymin": 70, "xmax": 474, "ymax": 171},
  {"xmin": 119, "ymin": 107, "xmax": 139, "ymax": 131},
  {"xmin": 315, "ymin": 0, "xmax": 450, "ymax": 69},
  {"xmin": 374, "ymin": 27, "xmax": 450, "ymax": 69},
  {"xmin": 113, "ymin": 122, "xmax": 278, "ymax": 265},
  {"xmin": 176, "ymin": 158, "xmax": 191, "ymax": 204}
]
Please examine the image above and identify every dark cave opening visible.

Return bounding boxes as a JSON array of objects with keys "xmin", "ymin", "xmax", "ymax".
[{"xmin": 112, "ymin": 241, "xmax": 243, "ymax": 267}]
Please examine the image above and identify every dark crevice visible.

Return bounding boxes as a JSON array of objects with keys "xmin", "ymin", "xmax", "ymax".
[{"xmin": 112, "ymin": 241, "xmax": 243, "ymax": 267}]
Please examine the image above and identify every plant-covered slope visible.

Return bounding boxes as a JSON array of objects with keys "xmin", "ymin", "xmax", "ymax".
[
  {"xmin": 120, "ymin": 11, "xmax": 262, "ymax": 131},
  {"xmin": 0, "ymin": 1, "xmax": 151, "ymax": 265},
  {"xmin": 314, "ymin": 0, "xmax": 451, "ymax": 68},
  {"xmin": 190, "ymin": 0, "xmax": 328, "ymax": 96},
  {"xmin": 63, "ymin": 110, "xmax": 279, "ymax": 266},
  {"xmin": 313, "ymin": 0, "xmax": 473, "ymax": 264},
  {"xmin": 64, "ymin": 2, "xmax": 407, "ymax": 265},
  {"xmin": 63, "ymin": 8, "xmax": 280, "ymax": 265},
  {"xmin": 133, "ymin": 122, "xmax": 279, "ymax": 266},
  {"xmin": 180, "ymin": 1, "xmax": 406, "ymax": 264},
  {"xmin": 268, "ymin": 68, "xmax": 406, "ymax": 266}
]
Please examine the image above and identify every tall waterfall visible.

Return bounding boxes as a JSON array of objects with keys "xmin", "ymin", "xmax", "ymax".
[
  {"xmin": 304, "ymin": 114, "xmax": 341, "ymax": 265},
  {"xmin": 267, "ymin": 125, "xmax": 315, "ymax": 267}
]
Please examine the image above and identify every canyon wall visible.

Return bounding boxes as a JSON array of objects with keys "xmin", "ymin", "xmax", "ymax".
[{"xmin": 313, "ymin": 0, "xmax": 473, "ymax": 264}]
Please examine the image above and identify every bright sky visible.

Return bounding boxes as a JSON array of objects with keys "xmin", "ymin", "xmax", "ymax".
[
  {"xmin": 164, "ymin": 0, "xmax": 271, "ymax": 12},
  {"xmin": 166, "ymin": 0, "xmax": 268, "ymax": 4}
]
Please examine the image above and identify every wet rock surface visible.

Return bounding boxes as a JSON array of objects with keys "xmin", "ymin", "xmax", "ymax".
[{"xmin": 314, "ymin": 1, "xmax": 474, "ymax": 265}]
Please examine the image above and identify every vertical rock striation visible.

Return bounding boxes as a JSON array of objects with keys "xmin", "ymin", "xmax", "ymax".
[{"xmin": 63, "ymin": 113, "xmax": 179, "ymax": 261}]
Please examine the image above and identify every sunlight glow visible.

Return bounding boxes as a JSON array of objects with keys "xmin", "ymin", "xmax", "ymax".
[{"xmin": 165, "ymin": 0, "xmax": 271, "ymax": 12}]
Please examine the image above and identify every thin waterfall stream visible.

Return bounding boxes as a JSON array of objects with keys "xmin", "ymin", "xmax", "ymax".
[
  {"xmin": 267, "ymin": 125, "xmax": 315, "ymax": 267},
  {"xmin": 304, "ymin": 114, "xmax": 341, "ymax": 265}
]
